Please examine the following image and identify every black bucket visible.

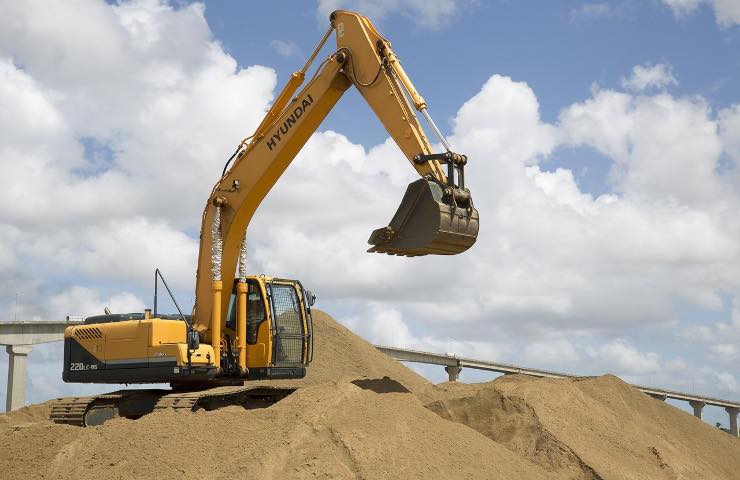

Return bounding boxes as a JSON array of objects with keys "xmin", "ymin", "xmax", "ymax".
[{"xmin": 367, "ymin": 178, "xmax": 479, "ymax": 256}]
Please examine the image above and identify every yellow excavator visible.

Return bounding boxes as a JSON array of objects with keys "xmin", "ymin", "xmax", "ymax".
[{"xmin": 50, "ymin": 10, "xmax": 479, "ymax": 426}]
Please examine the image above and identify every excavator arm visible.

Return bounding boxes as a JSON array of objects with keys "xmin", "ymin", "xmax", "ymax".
[{"xmin": 192, "ymin": 10, "xmax": 479, "ymax": 343}]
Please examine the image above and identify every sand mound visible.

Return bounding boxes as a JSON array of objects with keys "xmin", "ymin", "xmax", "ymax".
[
  {"xmin": 2, "ymin": 382, "xmax": 556, "ymax": 480},
  {"xmin": 0, "ymin": 310, "xmax": 738, "ymax": 479},
  {"xmin": 0, "ymin": 400, "xmax": 52, "ymax": 427},
  {"xmin": 428, "ymin": 374, "xmax": 740, "ymax": 480},
  {"xmin": 427, "ymin": 381, "xmax": 599, "ymax": 479},
  {"xmin": 285, "ymin": 310, "xmax": 431, "ymax": 395}
]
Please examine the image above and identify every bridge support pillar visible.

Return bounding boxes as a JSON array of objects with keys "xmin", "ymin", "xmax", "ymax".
[
  {"xmin": 445, "ymin": 365, "xmax": 461, "ymax": 382},
  {"xmin": 5, "ymin": 344, "xmax": 32, "ymax": 411},
  {"xmin": 689, "ymin": 400, "xmax": 705, "ymax": 419},
  {"xmin": 726, "ymin": 407, "xmax": 739, "ymax": 438}
]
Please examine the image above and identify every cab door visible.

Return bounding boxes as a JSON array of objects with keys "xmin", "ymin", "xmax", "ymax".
[{"xmin": 266, "ymin": 281, "xmax": 310, "ymax": 367}]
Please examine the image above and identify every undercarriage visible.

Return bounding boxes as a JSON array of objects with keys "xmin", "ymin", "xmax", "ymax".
[{"xmin": 50, "ymin": 385, "xmax": 297, "ymax": 427}]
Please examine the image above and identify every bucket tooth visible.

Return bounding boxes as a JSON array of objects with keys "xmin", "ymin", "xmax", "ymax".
[{"xmin": 368, "ymin": 178, "xmax": 479, "ymax": 257}]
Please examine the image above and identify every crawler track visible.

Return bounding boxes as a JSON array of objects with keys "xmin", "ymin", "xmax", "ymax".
[{"xmin": 50, "ymin": 386, "xmax": 297, "ymax": 427}]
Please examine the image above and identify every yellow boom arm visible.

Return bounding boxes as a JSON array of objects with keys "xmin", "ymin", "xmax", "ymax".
[{"xmin": 192, "ymin": 10, "xmax": 479, "ymax": 338}]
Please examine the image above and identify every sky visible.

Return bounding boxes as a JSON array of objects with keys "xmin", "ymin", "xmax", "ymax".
[{"xmin": 0, "ymin": 0, "xmax": 738, "ymax": 428}]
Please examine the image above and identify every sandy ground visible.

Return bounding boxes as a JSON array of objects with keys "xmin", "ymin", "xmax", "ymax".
[{"xmin": 0, "ymin": 310, "xmax": 737, "ymax": 479}]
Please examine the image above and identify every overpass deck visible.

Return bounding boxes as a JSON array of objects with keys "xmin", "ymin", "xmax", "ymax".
[{"xmin": 375, "ymin": 344, "xmax": 740, "ymax": 436}]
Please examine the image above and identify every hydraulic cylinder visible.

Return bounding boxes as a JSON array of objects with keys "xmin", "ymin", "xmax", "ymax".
[
  {"xmin": 237, "ymin": 280, "xmax": 248, "ymax": 374},
  {"xmin": 211, "ymin": 280, "xmax": 222, "ymax": 369}
]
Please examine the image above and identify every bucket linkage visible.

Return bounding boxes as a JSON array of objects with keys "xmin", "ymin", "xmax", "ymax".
[{"xmin": 368, "ymin": 151, "xmax": 479, "ymax": 257}]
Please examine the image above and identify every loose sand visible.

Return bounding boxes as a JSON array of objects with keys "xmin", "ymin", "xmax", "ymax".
[{"xmin": 1, "ymin": 310, "xmax": 738, "ymax": 479}]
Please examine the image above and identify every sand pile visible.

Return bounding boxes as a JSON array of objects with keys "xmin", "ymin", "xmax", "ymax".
[
  {"xmin": 1, "ymin": 310, "xmax": 738, "ymax": 479},
  {"xmin": 427, "ymin": 375, "xmax": 740, "ymax": 479},
  {"xmin": 1, "ymin": 382, "xmax": 559, "ymax": 480},
  {"xmin": 494, "ymin": 374, "xmax": 740, "ymax": 479},
  {"xmin": 274, "ymin": 310, "xmax": 431, "ymax": 395},
  {"xmin": 426, "ymin": 381, "xmax": 599, "ymax": 479}
]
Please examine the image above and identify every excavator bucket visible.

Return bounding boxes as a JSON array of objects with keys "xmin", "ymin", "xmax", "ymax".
[{"xmin": 368, "ymin": 178, "xmax": 479, "ymax": 256}]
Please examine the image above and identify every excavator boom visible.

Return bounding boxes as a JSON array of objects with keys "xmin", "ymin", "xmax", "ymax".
[{"xmin": 193, "ymin": 10, "xmax": 479, "ymax": 335}]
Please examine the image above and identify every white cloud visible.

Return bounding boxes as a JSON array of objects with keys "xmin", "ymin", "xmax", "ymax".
[
  {"xmin": 663, "ymin": 0, "xmax": 740, "ymax": 27},
  {"xmin": 0, "ymin": 0, "xmax": 276, "ymax": 309},
  {"xmin": 524, "ymin": 338, "xmax": 580, "ymax": 366},
  {"xmin": 713, "ymin": 0, "xmax": 740, "ymax": 27},
  {"xmin": 20, "ymin": 218, "xmax": 199, "ymax": 291},
  {"xmin": 452, "ymin": 74, "xmax": 558, "ymax": 168},
  {"xmin": 559, "ymin": 88, "xmax": 725, "ymax": 204},
  {"xmin": 343, "ymin": 304, "xmax": 414, "ymax": 347},
  {"xmin": 586, "ymin": 339, "xmax": 662, "ymax": 374},
  {"xmin": 0, "ymin": 0, "xmax": 277, "ymax": 227},
  {"xmin": 316, "ymin": 0, "xmax": 463, "ymax": 29},
  {"xmin": 570, "ymin": 3, "xmax": 619, "ymax": 23},
  {"xmin": 621, "ymin": 63, "xmax": 678, "ymax": 92},
  {"xmin": 710, "ymin": 343, "xmax": 738, "ymax": 360},
  {"xmin": 719, "ymin": 104, "xmax": 740, "ymax": 168},
  {"xmin": 47, "ymin": 287, "xmax": 146, "ymax": 320},
  {"xmin": 341, "ymin": 304, "xmax": 511, "ymax": 361},
  {"xmin": 2, "ymin": 0, "xmax": 740, "ymax": 409},
  {"xmin": 584, "ymin": 339, "xmax": 738, "ymax": 395},
  {"xmin": 681, "ymin": 297, "xmax": 740, "ymax": 363},
  {"xmin": 270, "ymin": 40, "xmax": 302, "ymax": 58},
  {"xmin": 663, "ymin": 0, "xmax": 703, "ymax": 15}
]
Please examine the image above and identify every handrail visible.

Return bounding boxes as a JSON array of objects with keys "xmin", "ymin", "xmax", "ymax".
[{"xmin": 153, "ymin": 268, "xmax": 189, "ymax": 326}]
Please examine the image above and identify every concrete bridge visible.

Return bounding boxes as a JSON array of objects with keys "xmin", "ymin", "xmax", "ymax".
[
  {"xmin": 0, "ymin": 320, "xmax": 81, "ymax": 411},
  {"xmin": 1, "ymin": 320, "xmax": 738, "ymax": 438},
  {"xmin": 376, "ymin": 345, "xmax": 740, "ymax": 438}
]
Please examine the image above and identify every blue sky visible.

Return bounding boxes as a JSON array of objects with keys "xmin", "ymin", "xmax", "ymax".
[
  {"xmin": 0, "ymin": 0, "xmax": 739, "ymax": 429},
  {"xmin": 203, "ymin": 0, "xmax": 739, "ymax": 200},
  {"xmin": 205, "ymin": 1, "xmax": 738, "ymax": 141}
]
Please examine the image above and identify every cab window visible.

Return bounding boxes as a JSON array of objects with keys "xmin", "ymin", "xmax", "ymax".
[
  {"xmin": 247, "ymin": 280, "xmax": 266, "ymax": 344},
  {"xmin": 226, "ymin": 291, "xmax": 237, "ymax": 331}
]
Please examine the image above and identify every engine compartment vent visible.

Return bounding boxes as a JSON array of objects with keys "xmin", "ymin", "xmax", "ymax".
[{"xmin": 74, "ymin": 327, "xmax": 103, "ymax": 340}]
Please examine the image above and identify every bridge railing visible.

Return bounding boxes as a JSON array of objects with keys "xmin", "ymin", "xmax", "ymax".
[{"xmin": 375, "ymin": 344, "xmax": 740, "ymax": 437}]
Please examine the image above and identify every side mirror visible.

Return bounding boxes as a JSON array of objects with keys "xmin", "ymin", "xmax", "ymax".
[
  {"xmin": 187, "ymin": 330, "xmax": 200, "ymax": 350},
  {"xmin": 305, "ymin": 289, "xmax": 316, "ymax": 307}
]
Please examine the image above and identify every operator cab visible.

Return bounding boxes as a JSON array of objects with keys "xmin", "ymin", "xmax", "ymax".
[{"xmin": 222, "ymin": 276, "xmax": 314, "ymax": 380}]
